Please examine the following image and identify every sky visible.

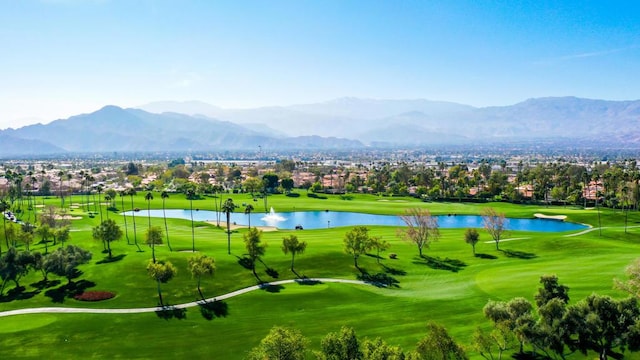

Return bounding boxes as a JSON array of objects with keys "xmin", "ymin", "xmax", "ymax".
[{"xmin": 1, "ymin": 0, "xmax": 639, "ymax": 129}]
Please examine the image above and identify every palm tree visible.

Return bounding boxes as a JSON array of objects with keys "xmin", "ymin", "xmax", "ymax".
[
  {"xmin": 128, "ymin": 188, "xmax": 141, "ymax": 251},
  {"xmin": 119, "ymin": 190, "xmax": 131, "ymax": 244},
  {"xmin": 145, "ymin": 192, "xmax": 154, "ymax": 228},
  {"xmin": 96, "ymin": 184, "xmax": 104, "ymax": 222},
  {"xmin": 104, "ymin": 194, "xmax": 111, "ymax": 220},
  {"xmin": 244, "ymin": 204, "xmax": 254, "ymax": 229},
  {"xmin": 57, "ymin": 170, "xmax": 65, "ymax": 208},
  {"xmin": 222, "ymin": 198, "xmax": 236, "ymax": 255},
  {"xmin": 160, "ymin": 191, "xmax": 172, "ymax": 251},
  {"xmin": 186, "ymin": 189, "xmax": 196, "ymax": 252},
  {"xmin": 0, "ymin": 199, "xmax": 8, "ymax": 254}
]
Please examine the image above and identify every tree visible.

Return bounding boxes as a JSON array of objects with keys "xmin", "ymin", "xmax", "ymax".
[
  {"xmin": 92, "ymin": 219, "xmax": 123, "ymax": 259},
  {"xmin": 0, "ymin": 247, "xmax": 32, "ymax": 295},
  {"xmin": 160, "ymin": 190, "xmax": 172, "ymax": 251},
  {"xmin": 54, "ymin": 226, "xmax": 70, "ymax": 247},
  {"xmin": 535, "ymin": 274, "xmax": 569, "ymax": 308},
  {"xmin": 145, "ymin": 192, "xmax": 154, "ymax": 228},
  {"xmin": 464, "ymin": 228, "xmax": 480, "ymax": 256},
  {"xmin": 281, "ymin": 178, "xmax": 294, "ymax": 194},
  {"xmin": 370, "ymin": 237, "xmax": 390, "ymax": 264},
  {"xmin": 46, "ymin": 245, "xmax": 92, "ymax": 285},
  {"xmin": 119, "ymin": 190, "xmax": 131, "ymax": 245},
  {"xmin": 481, "ymin": 208, "xmax": 506, "ymax": 250},
  {"xmin": 35, "ymin": 224, "xmax": 53, "ymax": 254},
  {"xmin": 361, "ymin": 337, "xmax": 405, "ymax": 360},
  {"xmin": 343, "ymin": 226, "xmax": 374, "ymax": 269},
  {"xmin": 243, "ymin": 177, "xmax": 263, "ymax": 196},
  {"xmin": 147, "ymin": 260, "xmax": 176, "ymax": 306},
  {"xmin": 412, "ymin": 322, "xmax": 468, "ymax": 360},
  {"xmin": 398, "ymin": 208, "xmax": 440, "ymax": 257},
  {"xmin": 127, "ymin": 188, "xmax": 141, "ymax": 251},
  {"xmin": 248, "ymin": 326, "xmax": 308, "ymax": 360},
  {"xmin": 222, "ymin": 198, "xmax": 236, "ymax": 255},
  {"xmin": 186, "ymin": 188, "xmax": 196, "ymax": 252},
  {"xmin": 145, "ymin": 226, "xmax": 163, "ymax": 264},
  {"xmin": 281, "ymin": 235, "xmax": 307, "ymax": 271},
  {"xmin": 187, "ymin": 254, "xmax": 215, "ymax": 299},
  {"xmin": 0, "ymin": 199, "xmax": 9, "ymax": 253},
  {"xmin": 244, "ymin": 227, "xmax": 266, "ymax": 277},
  {"xmin": 614, "ymin": 257, "xmax": 640, "ymax": 298},
  {"xmin": 317, "ymin": 326, "xmax": 361, "ymax": 360},
  {"xmin": 245, "ymin": 204, "xmax": 254, "ymax": 229}
]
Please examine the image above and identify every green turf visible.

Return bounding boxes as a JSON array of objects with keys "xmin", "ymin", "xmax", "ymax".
[{"xmin": 1, "ymin": 192, "xmax": 639, "ymax": 359}]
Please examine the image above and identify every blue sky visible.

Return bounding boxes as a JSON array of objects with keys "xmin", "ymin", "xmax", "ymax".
[{"xmin": 1, "ymin": 0, "xmax": 638, "ymax": 128}]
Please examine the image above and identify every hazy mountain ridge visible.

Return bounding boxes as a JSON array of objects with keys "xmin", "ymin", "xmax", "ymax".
[
  {"xmin": 138, "ymin": 97, "xmax": 640, "ymax": 143},
  {"xmin": 2, "ymin": 96, "xmax": 640, "ymax": 156}
]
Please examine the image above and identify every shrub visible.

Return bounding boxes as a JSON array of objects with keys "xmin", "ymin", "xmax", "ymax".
[
  {"xmin": 74, "ymin": 291, "xmax": 116, "ymax": 302},
  {"xmin": 389, "ymin": 253, "xmax": 398, "ymax": 259}
]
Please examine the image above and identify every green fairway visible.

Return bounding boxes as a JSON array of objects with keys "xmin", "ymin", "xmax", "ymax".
[{"xmin": 1, "ymin": 192, "xmax": 639, "ymax": 359}]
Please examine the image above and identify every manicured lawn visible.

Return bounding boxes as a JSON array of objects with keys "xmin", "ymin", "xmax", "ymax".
[{"xmin": 1, "ymin": 192, "xmax": 639, "ymax": 358}]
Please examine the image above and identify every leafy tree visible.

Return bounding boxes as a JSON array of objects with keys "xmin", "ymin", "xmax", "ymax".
[
  {"xmin": 17, "ymin": 226, "xmax": 34, "ymax": 251},
  {"xmin": 222, "ymin": 198, "xmax": 236, "ymax": 254},
  {"xmin": 55, "ymin": 226, "xmax": 70, "ymax": 247},
  {"xmin": 464, "ymin": 228, "xmax": 480, "ymax": 256},
  {"xmin": 243, "ymin": 177, "xmax": 263, "ymax": 196},
  {"xmin": 35, "ymin": 224, "xmax": 53, "ymax": 254},
  {"xmin": 361, "ymin": 337, "xmax": 405, "ymax": 360},
  {"xmin": 145, "ymin": 226, "xmax": 163, "ymax": 263},
  {"xmin": 412, "ymin": 322, "xmax": 468, "ymax": 360},
  {"xmin": 247, "ymin": 326, "xmax": 308, "ymax": 360},
  {"xmin": 481, "ymin": 208, "xmax": 506, "ymax": 250},
  {"xmin": 398, "ymin": 208, "xmax": 440, "ymax": 257},
  {"xmin": 31, "ymin": 251, "xmax": 50, "ymax": 282},
  {"xmin": 535, "ymin": 274, "xmax": 569, "ymax": 308},
  {"xmin": 281, "ymin": 234, "xmax": 307, "ymax": 271},
  {"xmin": 263, "ymin": 173, "xmax": 279, "ymax": 193},
  {"xmin": 92, "ymin": 219, "xmax": 123, "ymax": 259},
  {"xmin": 160, "ymin": 190, "xmax": 172, "ymax": 251},
  {"xmin": 0, "ymin": 247, "xmax": 32, "ymax": 295},
  {"xmin": 614, "ymin": 257, "xmax": 640, "ymax": 298},
  {"xmin": 187, "ymin": 254, "xmax": 215, "ymax": 299},
  {"xmin": 370, "ymin": 236, "xmax": 390, "ymax": 264},
  {"xmin": 281, "ymin": 178, "xmax": 294, "ymax": 193},
  {"xmin": 244, "ymin": 227, "xmax": 266, "ymax": 277},
  {"xmin": 46, "ymin": 245, "xmax": 92, "ymax": 285},
  {"xmin": 317, "ymin": 326, "xmax": 361, "ymax": 360},
  {"xmin": 147, "ymin": 260, "xmax": 176, "ymax": 306},
  {"xmin": 344, "ymin": 226, "xmax": 375, "ymax": 269}
]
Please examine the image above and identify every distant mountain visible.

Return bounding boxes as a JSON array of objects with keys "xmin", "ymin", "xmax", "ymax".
[
  {"xmin": 0, "ymin": 106, "xmax": 363, "ymax": 156},
  {"xmin": 137, "ymin": 97, "xmax": 640, "ymax": 145}
]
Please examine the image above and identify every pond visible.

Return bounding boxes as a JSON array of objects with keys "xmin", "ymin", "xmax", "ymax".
[{"xmin": 122, "ymin": 208, "xmax": 588, "ymax": 232}]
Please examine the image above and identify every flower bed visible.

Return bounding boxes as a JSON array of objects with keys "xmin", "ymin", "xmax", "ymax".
[{"xmin": 74, "ymin": 291, "xmax": 116, "ymax": 302}]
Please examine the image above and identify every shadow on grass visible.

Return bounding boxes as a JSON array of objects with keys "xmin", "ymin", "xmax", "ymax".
[
  {"xmin": 475, "ymin": 253, "xmax": 498, "ymax": 260},
  {"xmin": 96, "ymin": 254, "xmax": 127, "ymax": 264},
  {"xmin": 155, "ymin": 306, "xmax": 187, "ymax": 320},
  {"xmin": 237, "ymin": 256, "xmax": 253, "ymax": 270},
  {"xmin": 265, "ymin": 268, "xmax": 279, "ymax": 279},
  {"xmin": 357, "ymin": 269, "xmax": 399, "ymax": 288},
  {"xmin": 44, "ymin": 280, "xmax": 96, "ymax": 303},
  {"xmin": 30, "ymin": 279, "xmax": 61, "ymax": 290},
  {"xmin": 365, "ymin": 253, "xmax": 384, "ymax": 260},
  {"xmin": 260, "ymin": 284, "xmax": 285, "ymax": 293},
  {"xmin": 412, "ymin": 255, "xmax": 467, "ymax": 272},
  {"xmin": 500, "ymin": 249, "xmax": 537, "ymax": 259},
  {"xmin": 295, "ymin": 278, "xmax": 323, "ymax": 286},
  {"xmin": 0, "ymin": 286, "xmax": 40, "ymax": 302},
  {"xmin": 382, "ymin": 264, "xmax": 407, "ymax": 276},
  {"xmin": 199, "ymin": 300, "xmax": 229, "ymax": 320}
]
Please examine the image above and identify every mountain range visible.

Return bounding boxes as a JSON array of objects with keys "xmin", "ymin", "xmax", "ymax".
[{"xmin": 1, "ymin": 96, "xmax": 639, "ymax": 156}]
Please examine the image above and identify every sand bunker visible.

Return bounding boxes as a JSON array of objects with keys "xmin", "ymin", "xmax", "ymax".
[{"xmin": 534, "ymin": 213, "xmax": 567, "ymax": 221}]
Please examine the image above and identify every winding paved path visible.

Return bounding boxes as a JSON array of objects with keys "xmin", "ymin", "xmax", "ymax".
[{"xmin": 0, "ymin": 278, "xmax": 372, "ymax": 318}]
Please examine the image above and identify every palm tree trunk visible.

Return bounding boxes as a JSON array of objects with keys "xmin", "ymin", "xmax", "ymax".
[
  {"xmin": 162, "ymin": 200, "xmax": 171, "ymax": 251},
  {"xmin": 131, "ymin": 196, "xmax": 141, "ymax": 251},
  {"xmin": 226, "ymin": 213, "xmax": 231, "ymax": 255},
  {"xmin": 190, "ymin": 199, "xmax": 195, "ymax": 252},
  {"xmin": 121, "ymin": 196, "xmax": 130, "ymax": 245},
  {"xmin": 157, "ymin": 280, "xmax": 164, "ymax": 307}
]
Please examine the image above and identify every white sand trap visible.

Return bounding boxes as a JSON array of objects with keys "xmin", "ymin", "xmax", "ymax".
[
  {"xmin": 54, "ymin": 215, "xmax": 82, "ymax": 220},
  {"xmin": 534, "ymin": 213, "xmax": 567, "ymax": 220}
]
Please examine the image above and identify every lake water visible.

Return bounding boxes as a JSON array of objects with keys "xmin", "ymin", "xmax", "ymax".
[{"xmin": 122, "ymin": 209, "xmax": 588, "ymax": 232}]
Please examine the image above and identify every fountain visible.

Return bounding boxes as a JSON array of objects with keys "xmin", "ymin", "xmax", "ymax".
[{"xmin": 261, "ymin": 207, "xmax": 286, "ymax": 225}]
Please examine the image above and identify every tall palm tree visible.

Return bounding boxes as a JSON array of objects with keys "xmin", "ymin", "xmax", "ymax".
[
  {"xmin": 186, "ymin": 189, "xmax": 196, "ymax": 252},
  {"xmin": 244, "ymin": 204, "xmax": 254, "ymax": 229},
  {"xmin": 119, "ymin": 190, "xmax": 131, "ymax": 244},
  {"xmin": 145, "ymin": 191, "xmax": 156, "ymax": 262},
  {"xmin": 103, "ymin": 194, "xmax": 111, "ymax": 220},
  {"xmin": 161, "ymin": 191, "xmax": 172, "ymax": 251},
  {"xmin": 57, "ymin": 170, "xmax": 65, "ymax": 208},
  {"xmin": 222, "ymin": 198, "xmax": 236, "ymax": 255},
  {"xmin": 96, "ymin": 184, "xmax": 104, "ymax": 222},
  {"xmin": 128, "ymin": 188, "xmax": 141, "ymax": 251}
]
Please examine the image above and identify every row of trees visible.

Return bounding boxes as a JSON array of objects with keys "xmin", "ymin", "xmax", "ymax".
[
  {"xmin": 0, "ymin": 245, "xmax": 91, "ymax": 296},
  {"xmin": 478, "ymin": 274, "xmax": 640, "ymax": 360},
  {"xmin": 248, "ymin": 323, "xmax": 467, "ymax": 360}
]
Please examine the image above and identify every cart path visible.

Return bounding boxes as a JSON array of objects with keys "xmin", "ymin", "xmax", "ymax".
[{"xmin": 0, "ymin": 278, "xmax": 373, "ymax": 318}]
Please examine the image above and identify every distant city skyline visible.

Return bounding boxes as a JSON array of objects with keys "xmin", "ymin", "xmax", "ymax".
[{"xmin": 1, "ymin": 0, "xmax": 639, "ymax": 129}]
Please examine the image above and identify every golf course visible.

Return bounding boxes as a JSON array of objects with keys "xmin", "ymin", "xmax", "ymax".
[{"xmin": 1, "ymin": 192, "xmax": 638, "ymax": 359}]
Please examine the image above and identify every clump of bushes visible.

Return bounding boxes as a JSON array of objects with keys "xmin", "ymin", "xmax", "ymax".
[{"xmin": 74, "ymin": 291, "xmax": 116, "ymax": 302}]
